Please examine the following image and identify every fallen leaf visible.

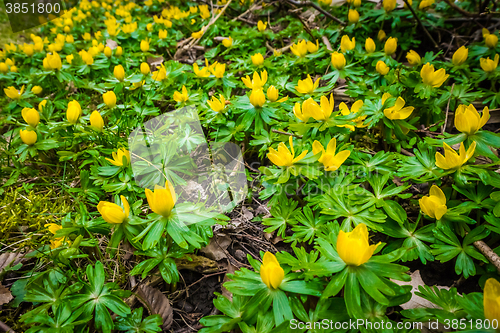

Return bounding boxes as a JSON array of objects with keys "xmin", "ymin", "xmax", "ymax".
[
  {"xmin": 136, "ymin": 284, "xmax": 173, "ymax": 330},
  {"xmin": 201, "ymin": 234, "xmax": 232, "ymax": 261},
  {"xmin": 0, "ymin": 284, "xmax": 13, "ymax": 306},
  {"xmin": 0, "ymin": 252, "xmax": 23, "ymax": 274},
  {"xmin": 105, "ymin": 39, "xmax": 118, "ymax": 49}
]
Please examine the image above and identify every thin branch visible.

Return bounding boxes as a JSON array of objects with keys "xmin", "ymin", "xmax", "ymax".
[
  {"xmin": 402, "ymin": 0, "xmax": 439, "ymax": 48},
  {"xmin": 442, "ymin": 83, "xmax": 455, "ymax": 134},
  {"xmin": 284, "ymin": 0, "xmax": 346, "ymax": 26},
  {"xmin": 443, "ymin": 0, "xmax": 477, "ymax": 17},
  {"xmin": 272, "ymin": 129, "xmax": 303, "ymax": 138},
  {"xmin": 474, "ymin": 240, "xmax": 500, "ymax": 274}
]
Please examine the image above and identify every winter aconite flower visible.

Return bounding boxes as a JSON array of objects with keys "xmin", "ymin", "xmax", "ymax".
[
  {"xmin": 43, "ymin": 52, "xmax": 62, "ymax": 70},
  {"xmin": 159, "ymin": 29, "xmax": 168, "ymax": 39},
  {"xmin": 298, "ymin": 94, "xmax": 335, "ymax": 121},
  {"xmin": 307, "ymin": 40, "xmax": 319, "ymax": 53},
  {"xmin": 209, "ymin": 62, "xmax": 225, "ymax": 78},
  {"xmin": 140, "ymin": 39, "xmax": 150, "ymax": 52},
  {"xmin": 384, "ymin": 37, "xmax": 397, "ymax": 56},
  {"xmin": 193, "ymin": 62, "xmax": 210, "ymax": 78},
  {"xmin": 484, "ymin": 278, "xmax": 500, "ymax": 324},
  {"xmin": 376, "ymin": 61, "xmax": 390, "ymax": 75},
  {"xmin": 173, "ymin": 86, "xmax": 189, "ymax": 103},
  {"xmin": 66, "ymin": 100, "xmax": 81, "ymax": 124},
  {"xmin": 44, "ymin": 223, "xmax": 70, "ymax": 249},
  {"xmin": 480, "ymin": 54, "xmax": 499, "ymax": 73},
  {"xmin": 435, "ymin": 141, "xmax": 476, "ymax": 170},
  {"xmin": 22, "ymin": 108, "xmax": 40, "ymax": 128},
  {"xmin": 331, "ymin": 52, "xmax": 346, "ymax": 70},
  {"xmin": 242, "ymin": 70, "xmax": 268, "ymax": 90},
  {"xmin": 90, "ymin": 111, "xmax": 104, "ymax": 131},
  {"xmin": 296, "ymin": 74, "xmax": 320, "ymax": 94},
  {"xmin": 382, "ymin": 93, "xmax": 414, "ymax": 120},
  {"xmin": 20, "ymin": 129, "xmax": 37, "ymax": 145},
  {"xmin": 260, "ymin": 252, "xmax": 284, "ymax": 289},
  {"xmin": 313, "ymin": 138, "xmax": 351, "ymax": 171},
  {"xmin": 31, "ymin": 86, "xmax": 43, "ymax": 95},
  {"xmin": 267, "ymin": 136, "xmax": 307, "ymax": 167},
  {"xmin": 4, "ymin": 86, "xmax": 25, "ymax": 100},
  {"xmin": 337, "ymin": 223, "xmax": 381, "ymax": 266},
  {"xmin": 207, "ymin": 94, "xmax": 226, "ymax": 113},
  {"xmin": 454, "ymin": 104, "xmax": 489, "ymax": 136},
  {"xmin": 348, "ymin": 9, "xmax": 359, "ymax": 24},
  {"xmin": 97, "ymin": 196, "xmax": 130, "ymax": 224},
  {"xmin": 340, "ymin": 35, "xmax": 355, "ymax": 53},
  {"xmin": 140, "ymin": 62, "xmax": 150, "ymax": 75},
  {"xmin": 250, "ymin": 89, "xmax": 266, "ymax": 107},
  {"xmin": 290, "ymin": 40, "xmax": 308, "ymax": 58},
  {"xmin": 267, "ymin": 86, "xmax": 282, "ymax": 102},
  {"xmin": 406, "ymin": 50, "xmax": 421, "ymax": 65},
  {"xmin": 152, "ymin": 65, "xmax": 167, "ymax": 81},
  {"xmin": 419, "ymin": 0, "xmax": 434, "ymax": 9},
  {"xmin": 485, "ymin": 34, "xmax": 498, "ymax": 49},
  {"xmin": 419, "ymin": 185, "xmax": 447, "ymax": 220},
  {"xmin": 257, "ymin": 20, "xmax": 267, "ymax": 32},
  {"xmin": 114, "ymin": 65, "xmax": 125, "ymax": 81},
  {"xmin": 383, "ymin": 0, "xmax": 397, "ymax": 11},
  {"xmin": 106, "ymin": 148, "xmax": 130, "ymax": 167},
  {"xmin": 452, "ymin": 46, "xmax": 468, "ymax": 66},
  {"xmin": 338, "ymin": 100, "xmax": 366, "ymax": 130},
  {"xmin": 104, "ymin": 46, "xmax": 112, "ymax": 58},
  {"xmin": 222, "ymin": 37, "xmax": 233, "ymax": 48},
  {"xmin": 145, "ymin": 180, "xmax": 177, "ymax": 218},
  {"xmin": 365, "ymin": 38, "xmax": 376, "ymax": 53},
  {"xmin": 251, "ymin": 53, "xmax": 264, "ymax": 66},
  {"xmin": 420, "ymin": 63, "xmax": 449, "ymax": 87},
  {"xmin": 103, "ymin": 91, "xmax": 116, "ymax": 108},
  {"xmin": 192, "ymin": 29, "xmax": 204, "ymax": 39}
]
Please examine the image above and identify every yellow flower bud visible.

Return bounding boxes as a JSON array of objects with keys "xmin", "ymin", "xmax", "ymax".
[
  {"xmin": 114, "ymin": 65, "xmax": 125, "ymax": 81},
  {"xmin": 145, "ymin": 180, "xmax": 176, "ymax": 217},
  {"xmin": 454, "ymin": 104, "xmax": 489, "ymax": 136},
  {"xmin": 159, "ymin": 29, "xmax": 168, "ymax": 39},
  {"xmin": 331, "ymin": 52, "xmax": 346, "ymax": 70},
  {"xmin": 348, "ymin": 9, "xmax": 359, "ymax": 24},
  {"xmin": 140, "ymin": 39, "xmax": 149, "ymax": 52},
  {"xmin": 103, "ymin": 91, "xmax": 116, "ymax": 107},
  {"xmin": 97, "ymin": 196, "xmax": 130, "ymax": 224},
  {"xmin": 376, "ymin": 60, "xmax": 390, "ymax": 75},
  {"xmin": 20, "ymin": 129, "xmax": 37, "ymax": 145},
  {"xmin": 4, "ymin": 86, "xmax": 25, "ymax": 100},
  {"xmin": 384, "ymin": 37, "xmax": 398, "ymax": 56},
  {"xmin": 452, "ymin": 46, "xmax": 468, "ymax": 66},
  {"xmin": 31, "ymin": 86, "xmax": 43, "ymax": 95},
  {"xmin": 260, "ymin": 252, "xmax": 284, "ymax": 289},
  {"xmin": 383, "ymin": 0, "xmax": 397, "ymax": 11},
  {"xmin": 267, "ymin": 86, "xmax": 279, "ymax": 102},
  {"xmin": 22, "ymin": 108, "xmax": 40, "ymax": 128},
  {"xmin": 257, "ymin": 20, "xmax": 267, "ymax": 32},
  {"xmin": 0, "ymin": 63, "xmax": 8, "ymax": 73},
  {"xmin": 115, "ymin": 46, "xmax": 123, "ymax": 56},
  {"xmin": 251, "ymin": 53, "xmax": 264, "ymax": 66},
  {"xmin": 484, "ymin": 278, "xmax": 500, "ymax": 324},
  {"xmin": 173, "ymin": 85, "xmax": 189, "ymax": 103},
  {"xmin": 90, "ymin": 110, "xmax": 104, "ymax": 131},
  {"xmin": 39, "ymin": 100, "xmax": 47, "ymax": 112},
  {"xmin": 66, "ymin": 100, "xmax": 81, "ymax": 124},
  {"xmin": 104, "ymin": 46, "xmax": 112, "ymax": 57},
  {"xmin": 377, "ymin": 30, "xmax": 386, "ymax": 42},
  {"xmin": 486, "ymin": 34, "xmax": 498, "ymax": 49},
  {"xmin": 420, "ymin": 63, "xmax": 449, "ymax": 87},
  {"xmin": 340, "ymin": 35, "xmax": 355, "ymax": 53},
  {"xmin": 222, "ymin": 36, "xmax": 233, "ymax": 48},
  {"xmin": 140, "ymin": 62, "xmax": 150, "ymax": 75},
  {"xmin": 406, "ymin": 50, "xmax": 421, "ymax": 66},
  {"xmin": 365, "ymin": 38, "xmax": 376, "ymax": 53},
  {"xmin": 250, "ymin": 89, "xmax": 266, "ymax": 107}
]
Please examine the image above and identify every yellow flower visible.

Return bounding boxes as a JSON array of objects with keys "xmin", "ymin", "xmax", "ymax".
[
  {"xmin": 67, "ymin": 100, "xmax": 81, "ymax": 124},
  {"xmin": 338, "ymin": 100, "xmax": 366, "ymax": 130},
  {"xmin": 297, "ymin": 94, "xmax": 334, "ymax": 121},
  {"xmin": 152, "ymin": 65, "xmax": 167, "ymax": 81},
  {"xmin": 46, "ymin": 52, "xmax": 62, "ymax": 70},
  {"xmin": 0, "ymin": 63, "xmax": 8, "ymax": 73},
  {"xmin": 406, "ymin": 50, "xmax": 421, "ymax": 65},
  {"xmin": 173, "ymin": 85, "xmax": 189, "ymax": 103},
  {"xmin": 115, "ymin": 46, "xmax": 123, "ymax": 56},
  {"xmin": 419, "ymin": 185, "xmax": 447, "ymax": 220},
  {"xmin": 90, "ymin": 110, "xmax": 104, "ymax": 131},
  {"xmin": 420, "ymin": 63, "xmax": 449, "ymax": 87},
  {"xmin": 383, "ymin": 94, "xmax": 414, "ymax": 120},
  {"xmin": 140, "ymin": 39, "xmax": 150, "ymax": 52},
  {"xmin": 331, "ymin": 52, "xmax": 346, "ymax": 70},
  {"xmin": 66, "ymin": 35, "xmax": 74, "ymax": 43},
  {"xmin": 483, "ymin": 28, "xmax": 491, "ymax": 38},
  {"xmin": 267, "ymin": 86, "xmax": 279, "ymax": 102},
  {"xmin": 20, "ymin": 129, "xmax": 37, "ymax": 145},
  {"xmin": 103, "ymin": 91, "xmax": 116, "ymax": 108},
  {"xmin": 146, "ymin": 23, "xmax": 153, "ymax": 32},
  {"xmin": 365, "ymin": 38, "xmax": 376, "ymax": 53},
  {"xmin": 267, "ymin": 136, "xmax": 307, "ymax": 167},
  {"xmin": 249, "ymin": 89, "xmax": 266, "ymax": 107},
  {"xmin": 10, "ymin": 65, "xmax": 17, "ymax": 73},
  {"xmin": 257, "ymin": 20, "xmax": 267, "ymax": 32},
  {"xmin": 207, "ymin": 94, "xmax": 226, "ymax": 113},
  {"xmin": 312, "ymin": 138, "xmax": 350, "ymax": 171},
  {"xmin": 435, "ymin": 141, "xmax": 476, "ymax": 170},
  {"xmin": 44, "ymin": 223, "xmax": 71, "ymax": 249},
  {"xmin": 241, "ymin": 70, "xmax": 268, "ymax": 90},
  {"xmin": 348, "ymin": 9, "xmax": 359, "ymax": 23},
  {"xmin": 79, "ymin": 50, "xmax": 94, "ymax": 65},
  {"xmin": 296, "ymin": 74, "xmax": 320, "ymax": 94},
  {"xmin": 290, "ymin": 40, "xmax": 308, "ymax": 58},
  {"xmin": 159, "ymin": 29, "xmax": 168, "ymax": 39},
  {"xmin": 454, "ymin": 104, "xmax": 489, "ymax": 136},
  {"xmin": 337, "ymin": 223, "xmax": 380, "ymax": 266},
  {"xmin": 377, "ymin": 30, "xmax": 387, "ymax": 41},
  {"xmin": 140, "ymin": 62, "xmax": 150, "ymax": 75},
  {"xmin": 384, "ymin": 37, "xmax": 397, "ymax": 56},
  {"xmin": 480, "ymin": 54, "xmax": 499, "ymax": 73},
  {"xmin": 260, "ymin": 252, "xmax": 284, "ymax": 289},
  {"xmin": 484, "ymin": 278, "xmax": 500, "ymax": 324},
  {"xmin": 340, "ymin": 35, "xmax": 355, "ymax": 53},
  {"xmin": 353, "ymin": 0, "xmax": 362, "ymax": 6},
  {"xmin": 145, "ymin": 180, "xmax": 177, "ymax": 218},
  {"xmin": 66, "ymin": 54, "xmax": 74, "ymax": 64},
  {"xmin": 222, "ymin": 36, "xmax": 233, "ymax": 47},
  {"xmin": 97, "ymin": 196, "xmax": 130, "ymax": 224},
  {"xmin": 452, "ymin": 46, "xmax": 468, "ymax": 66},
  {"xmin": 22, "ymin": 108, "xmax": 40, "ymax": 128},
  {"xmin": 104, "ymin": 46, "xmax": 112, "ymax": 57},
  {"xmin": 199, "ymin": 4, "xmax": 211, "ymax": 19},
  {"xmin": 114, "ymin": 65, "xmax": 125, "ymax": 81},
  {"xmin": 274, "ymin": 49, "xmax": 282, "ymax": 57},
  {"xmin": 193, "ymin": 62, "xmax": 210, "ymax": 78},
  {"xmin": 106, "ymin": 148, "xmax": 130, "ymax": 166},
  {"xmin": 383, "ymin": 0, "xmax": 397, "ymax": 11},
  {"xmin": 485, "ymin": 34, "xmax": 498, "ymax": 49},
  {"xmin": 419, "ymin": 0, "xmax": 434, "ymax": 9},
  {"xmin": 307, "ymin": 40, "xmax": 319, "ymax": 53},
  {"xmin": 209, "ymin": 62, "xmax": 225, "ymax": 78},
  {"xmin": 251, "ymin": 53, "xmax": 264, "ymax": 66},
  {"xmin": 376, "ymin": 61, "xmax": 390, "ymax": 75},
  {"xmin": 192, "ymin": 29, "xmax": 204, "ymax": 39},
  {"xmin": 39, "ymin": 100, "xmax": 47, "ymax": 112},
  {"xmin": 23, "ymin": 44, "xmax": 34, "ymax": 56},
  {"xmin": 31, "ymin": 86, "xmax": 42, "ymax": 95},
  {"xmin": 4, "ymin": 86, "xmax": 25, "ymax": 100}
]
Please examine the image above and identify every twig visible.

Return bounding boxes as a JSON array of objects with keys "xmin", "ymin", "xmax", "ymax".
[
  {"xmin": 442, "ymin": 83, "xmax": 455, "ymax": 134},
  {"xmin": 272, "ymin": 129, "xmax": 303, "ymax": 138},
  {"xmin": 474, "ymin": 240, "xmax": 500, "ymax": 274},
  {"xmin": 293, "ymin": 11, "xmax": 316, "ymax": 40},
  {"xmin": 443, "ymin": 0, "xmax": 477, "ymax": 17},
  {"xmin": 0, "ymin": 321, "xmax": 15, "ymax": 333},
  {"xmin": 231, "ymin": 0, "xmax": 263, "ymax": 22},
  {"xmin": 402, "ymin": 0, "xmax": 439, "ymax": 48},
  {"xmin": 284, "ymin": 0, "xmax": 346, "ymax": 26}
]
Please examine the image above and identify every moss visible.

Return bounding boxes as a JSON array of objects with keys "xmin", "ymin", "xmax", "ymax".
[{"xmin": 0, "ymin": 187, "xmax": 73, "ymax": 249}]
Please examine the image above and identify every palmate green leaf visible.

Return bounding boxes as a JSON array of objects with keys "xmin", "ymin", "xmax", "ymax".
[
  {"xmin": 115, "ymin": 307, "xmax": 162, "ymax": 333},
  {"xmin": 288, "ymin": 206, "xmax": 330, "ymax": 245},
  {"xmin": 397, "ymin": 141, "xmax": 442, "ymax": 182},
  {"xmin": 262, "ymin": 197, "xmax": 299, "ymax": 237}
]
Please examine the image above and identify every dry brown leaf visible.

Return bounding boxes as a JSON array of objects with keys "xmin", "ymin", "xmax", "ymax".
[
  {"xmin": 0, "ymin": 252, "xmax": 23, "ymax": 274},
  {"xmin": 0, "ymin": 284, "xmax": 13, "ymax": 306},
  {"xmin": 147, "ymin": 56, "xmax": 164, "ymax": 69},
  {"xmin": 105, "ymin": 39, "xmax": 118, "ymax": 49},
  {"xmin": 201, "ymin": 234, "xmax": 232, "ymax": 261},
  {"xmin": 136, "ymin": 284, "xmax": 173, "ymax": 330}
]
